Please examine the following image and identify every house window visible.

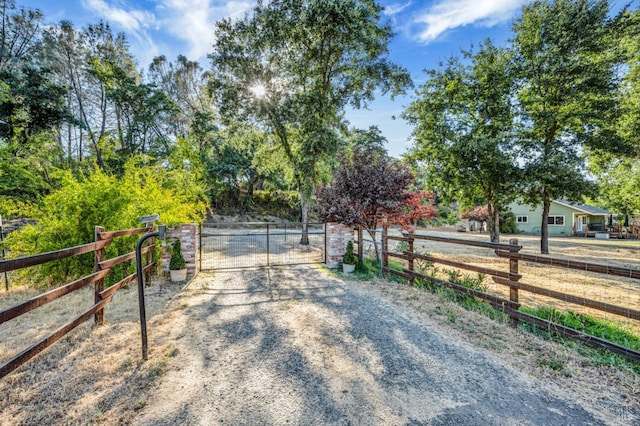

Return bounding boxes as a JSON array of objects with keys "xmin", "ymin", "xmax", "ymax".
[
  {"xmin": 548, "ymin": 215, "xmax": 565, "ymax": 226},
  {"xmin": 516, "ymin": 215, "xmax": 528, "ymax": 223}
]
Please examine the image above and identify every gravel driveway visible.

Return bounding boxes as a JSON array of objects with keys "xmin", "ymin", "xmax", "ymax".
[{"xmin": 133, "ymin": 265, "xmax": 621, "ymax": 425}]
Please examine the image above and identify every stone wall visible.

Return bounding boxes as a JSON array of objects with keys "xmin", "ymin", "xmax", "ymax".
[
  {"xmin": 162, "ymin": 224, "xmax": 199, "ymax": 275},
  {"xmin": 324, "ymin": 222, "xmax": 353, "ymax": 269}
]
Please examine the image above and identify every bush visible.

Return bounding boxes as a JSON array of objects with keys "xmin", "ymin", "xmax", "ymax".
[
  {"xmin": 500, "ymin": 211, "xmax": 517, "ymax": 234},
  {"xmin": 342, "ymin": 240, "xmax": 357, "ymax": 265},
  {"xmin": 6, "ymin": 159, "xmax": 207, "ymax": 287},
  {"xmin": 169, "ymin": 239, "xmax": 186, "ymax": 270}
]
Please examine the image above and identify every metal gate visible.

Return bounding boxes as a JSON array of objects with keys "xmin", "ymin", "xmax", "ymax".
[{"xmin": 199, "ymin": 222, "xmax": 325, "ymax": 270}]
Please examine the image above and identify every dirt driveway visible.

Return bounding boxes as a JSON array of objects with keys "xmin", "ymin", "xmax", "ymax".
[{"xmin": 133, "ymin": 266, "xmax": 638, "ymax": 425}]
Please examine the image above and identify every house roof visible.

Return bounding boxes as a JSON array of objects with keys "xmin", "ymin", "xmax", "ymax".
[{"xmin": 554, "ymin": 199, "xmax": 612, "ymax": 216}]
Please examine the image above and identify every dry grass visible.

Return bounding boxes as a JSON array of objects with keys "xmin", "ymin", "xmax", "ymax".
[
  {"xmin": 0, "ymin": 276, "xmax": 187, "ymax": 425},
  {"xmin": 393, "ymin": 230, "xmax": 640, "ymax": 335}
]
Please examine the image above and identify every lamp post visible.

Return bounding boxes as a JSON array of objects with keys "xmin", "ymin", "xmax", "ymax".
[{"xmin": 135, "ymin": 214, "xmax": 165, "ymax": 361}]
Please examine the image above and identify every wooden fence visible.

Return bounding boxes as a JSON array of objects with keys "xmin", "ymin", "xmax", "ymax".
[
  {"xmin": 0, "ymin": 223, "xmax": 158, "ymax": 379},
  {"xmin": 370, "ymin": 226, "xmax": 640, "ymax": 362}
]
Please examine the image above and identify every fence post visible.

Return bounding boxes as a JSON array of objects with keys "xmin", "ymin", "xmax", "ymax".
[
  {"xmin": 94, "ymin": 226, "xmax": 106, "ymax": 325},
  {"xmin": 509, "ymin": 238, "xmax": 520, "ymax": 326},
  {"xmin": 144, "ymin": 221, "xmax": 154, "ymax": 286},
  {"xmin": 407, "ymin": 232, "xmax": 415, "ymax": 286},
  {"xmin": 198, "ymin": 223, "xmax": 202, "ymax": 272},
  {"xmin": 381, "ymin": 218, "xmax": 388, "ymax": 277},
  {"xmin": 357, "ymin": 226, "xmax": 363, "ymax": 262}
]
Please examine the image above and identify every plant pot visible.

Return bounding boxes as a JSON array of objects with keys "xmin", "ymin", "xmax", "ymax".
[
  {"xmin": 342, "ymin": 263, "xmax": 356, "ymax": 273},
  {"xmin": 170, "ymin": 268, "xmax": 187, "ymax": 282}
]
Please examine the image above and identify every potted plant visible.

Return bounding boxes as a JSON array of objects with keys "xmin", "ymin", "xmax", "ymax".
[
  {"xmin": 169, "ymin": 238, "xmax": 187, "ymax": 282},
  {"xmin": 342, "ymin": 240, "xmax": 357, "ymax": 273}
]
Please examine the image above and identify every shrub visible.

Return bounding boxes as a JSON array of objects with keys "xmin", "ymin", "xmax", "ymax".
[
  {"xmin": 169, "ymin": 239, "xmax": 186, "ymax": 270},
  {"xmin": 342, "ymin": 240, "xmax": 357, "ymax": 265},
  {"xmin": 500, "ymin": 211, "xmax": 518, "ymax": 234},
  {"xmin": 6, "ymin": 159, "xmax": 206, "ymax": 287}
]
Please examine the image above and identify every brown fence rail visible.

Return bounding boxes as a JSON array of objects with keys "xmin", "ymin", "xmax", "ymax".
[
  {"xmin": 373, "ymin": 226, "xmax": 640, "ymax": 362},
  {"xmin": 0, "ymin": 223, "xmax": 157, "ymax": 379}
]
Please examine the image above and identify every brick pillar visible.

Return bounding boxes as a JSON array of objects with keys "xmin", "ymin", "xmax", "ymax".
[
  {"xmin": 162, "ymin": 224, "xmax": 199, "ymax": 275},
  {"xmin": 325, "ymin": 222, "xmax": 353, "ymax": 269}
]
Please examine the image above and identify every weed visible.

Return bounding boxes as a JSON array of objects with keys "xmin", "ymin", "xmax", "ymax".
[
  {"xmin": 133, "ymin": 399, "xmax": 146, "ymax": 410},
  {"xmin": 538, "ymin": 357, "xmax": 564, "ymax": 371},
  {"xmin": 149, "ymin": 358, "xmax": 168, "ymax": 377},
  {"xmin": 164, "ymin": 344, "xmax": 179, "ymax": 358},
  {"xmin": 120, "ymin": 356, "xmax": 133, "ymax": 369},
  {"xmin": 446, "ymin": 308, "xmax": 457, "ymax": 323}
]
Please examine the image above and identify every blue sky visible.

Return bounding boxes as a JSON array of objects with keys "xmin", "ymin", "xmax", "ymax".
[{"xmin": 18, "ymin": 0, "xmax": 634, "ymax": 157}]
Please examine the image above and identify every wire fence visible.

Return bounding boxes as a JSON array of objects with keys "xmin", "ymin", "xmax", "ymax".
[
  {"xmin": 199, "ymin": 222, "xmax": 325, "ymax": 270},
  {"xmin": 379, "ymin": 227, "xmax": 640, "ymax": 361}
]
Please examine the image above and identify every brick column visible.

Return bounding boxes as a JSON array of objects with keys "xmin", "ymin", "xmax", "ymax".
[
  {"xmin": 325, "ymin": 222, "xmax": 353, "ymax": 269},
  {"xmin": 162, "ymin": 224, "xmax": 199, "ymax": 275}
]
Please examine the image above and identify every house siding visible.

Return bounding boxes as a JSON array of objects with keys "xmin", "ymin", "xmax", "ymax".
[{"xmin": 509, "ymin": 201, "xmax": 578, "ymax": 236}]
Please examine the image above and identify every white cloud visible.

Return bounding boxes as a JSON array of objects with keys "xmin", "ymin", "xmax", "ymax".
[
  {"xmin": 414, "ymin": 0, "xmax": 523, "ymax": 42},
  {"xmin": 384, "ymin": 1, "xmax": 412, "ymax": 16},
  {"xmin": 159, "ymin": 0, "xmax": 252, "ymax": 61},
  {"xmin": 82, "ymin": 0, "xmax": 157, "ymax": 31}
]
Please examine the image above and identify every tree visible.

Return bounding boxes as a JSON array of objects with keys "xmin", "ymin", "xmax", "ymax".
[
  {"xmin": 317, "ymin": 147, "xmax": 428, "ymax": 261},
  {"xmin": 590, "ymin": 7, "xmax": 640, "ymax": 217},
  {"xmin": 387, "ymin": 190, "xmax": 438, "ymax": 232},
  {"xmin": 404, "ymin": 40, "xmax": 518, "ymax": 243},
  {"xmin": 0, "ymin": 1, "xmax": 70, "ymax": 211},
  {"xmin": 512, "ymin": 0, "xmax": 619, "ymax": 254},
  {"xmin": 209, "ymin": 0, "xmax": 411, "ymax": 243},
  {"xmin": 148, "ymin": 55, "xmax": 215, "ymax": 142}
]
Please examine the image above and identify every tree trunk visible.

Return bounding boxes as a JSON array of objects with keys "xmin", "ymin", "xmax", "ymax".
[
  {"xmin": 541, "ymin": 197, "xmax": 550, "ymax": 254},
  {"xmin": 366, "ymin": 228, "xmax": 380, "ymax": 263},
  {"xmin": 487, "ymin": 202, "xmax": 500, "ymax": 243},
  {"xmin": 299, "ymin": 190, "xmax": 310, "ymax": 245}
]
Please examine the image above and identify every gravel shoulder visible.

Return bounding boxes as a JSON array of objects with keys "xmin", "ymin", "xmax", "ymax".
[{"xmin": 133, "ymin": 266, "xmax": 639, "ymax": 425}]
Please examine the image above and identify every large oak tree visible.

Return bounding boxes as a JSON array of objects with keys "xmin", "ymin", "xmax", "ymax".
[
  {"xmin": 512, "ymin": 0, "xmax": 619, "ymax": 254},
  {"xmin": 208, "ymin": 0, "xmax": 411, "ymax": 243},
  {"xmin": 404, "ymin": 40, "xmax": 517, "ymax": 243}
]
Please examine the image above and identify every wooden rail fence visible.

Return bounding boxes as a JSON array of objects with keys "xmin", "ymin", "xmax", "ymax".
[
  {"xmin": 371, "ymin": 226, "xmax": 640, "ymax": 362},
  {"xmin": 0, "ymin": 223, "xmax": 157, "ymax": 379}
]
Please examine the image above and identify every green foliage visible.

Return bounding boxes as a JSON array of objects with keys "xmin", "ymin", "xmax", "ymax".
[
  {"xmin": 342, "ymin": 240, "xmax": 357, "ymax": 265},
  {"xmin": 520, "ymin": 306, "xmax": 640, "ymax": 373},
  {"xmin": 590, "ymin": 156, "xmax": 640, "ymax": 217},
  {"xmin": 6, "ymin": 160, "xmax": 206, "ymax": 287},
  {"xmin": 499, "ymin": 211, "xmax": 518, "ymax": 234},
  {"xmin": 520, "ymin": 306, "xmax": 640, "ymax": 351},
  {"xmin": 404, "ymin": 40, "xmax": 518, "ymax": 243},
  {"xmin": 410, "ymin": 255, "xmax": 503, "ymax": 319},
  {"xmin": 210, "ymin": 0, "xmax": 412, "ymax": 227},
  {"xmin": 168, "ymin": 239, "xmax": 186, "ymax": 270},
  {"xmin": 537, "ymin": 357, "xmax": 566, "ymax": 372},
  {"xmin": 512, "ymin": 0, "xmax": 618, "ymax": 253}
]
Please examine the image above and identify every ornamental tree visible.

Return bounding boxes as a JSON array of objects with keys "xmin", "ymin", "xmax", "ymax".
[{"xmin": 317, "ymin": 148, "xmax": 435, "ymax": 261}]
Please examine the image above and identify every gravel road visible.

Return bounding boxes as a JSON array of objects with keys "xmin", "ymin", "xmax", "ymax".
[{"xmin": 133, "ymin": 266, "xmax": 621, "ymax": 425}]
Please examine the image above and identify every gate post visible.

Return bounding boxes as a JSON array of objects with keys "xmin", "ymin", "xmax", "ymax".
[
  {"xmin": 357, "ymin": 226, "xmax": 363, "ymax": 262},
  {"xmin": 382, "ymin": 218, "xmax": 388, "ymax": 277},
  {"xmin": 266, "ymin": 224, "xmax": 270, "ymax": 266}
]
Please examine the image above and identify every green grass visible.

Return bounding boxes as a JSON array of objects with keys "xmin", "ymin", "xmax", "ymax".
[
  {"xmin": 519, "ymin": 306, "xmax": 640, "ymax": 374},
  {"xmin": 377, "ymin": 257, "xmax": 640, "ymax": 374},
  {"xmin": 520, "ymin": 306, "xmax": 640, "ymax": 351}
]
